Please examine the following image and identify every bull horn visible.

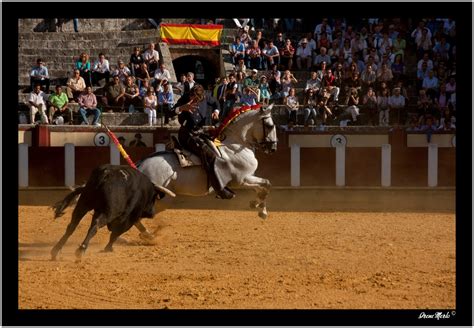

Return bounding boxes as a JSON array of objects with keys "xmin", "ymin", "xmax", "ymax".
[{"xmin": 154, "ymin": 184, "xmax": 176, "ymax": 198}]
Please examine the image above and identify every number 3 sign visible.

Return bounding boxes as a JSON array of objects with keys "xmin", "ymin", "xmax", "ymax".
[
  {"xmin": 330, "ymin": 134, "xmax": 347, "ymax": 147},
  {"xmin": 94, "ymin": 132, "xmax": 110, "ymax": 146}
]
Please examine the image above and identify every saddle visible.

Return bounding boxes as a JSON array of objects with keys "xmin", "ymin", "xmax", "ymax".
[{"xmin": 170, "ymin": 135, "xmax": 221, "ymax": 168}]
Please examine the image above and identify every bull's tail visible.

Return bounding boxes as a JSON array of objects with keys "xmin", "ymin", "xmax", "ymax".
[{"xmin": 51, "ymin": 186, "xmax": 85, "ymax": 219}]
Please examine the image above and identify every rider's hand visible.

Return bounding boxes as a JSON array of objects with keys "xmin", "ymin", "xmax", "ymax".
[{"xmin": 211, "ymin": 112, "xmax": 219, "ymax": 121}]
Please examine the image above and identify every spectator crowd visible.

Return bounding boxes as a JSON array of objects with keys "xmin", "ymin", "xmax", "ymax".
[{"xmin": 25, "ymin": 17, "xmax": 456, "ymax": 134}]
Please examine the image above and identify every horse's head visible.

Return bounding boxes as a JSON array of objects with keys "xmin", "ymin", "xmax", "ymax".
[{"xmin": 256, "ymin": 104, "xmax": 277, "ymax": 153}]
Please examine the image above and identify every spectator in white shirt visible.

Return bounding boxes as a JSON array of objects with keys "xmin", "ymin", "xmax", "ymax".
[
  {"xmin": 153, "ymin": 62, "xmax": 171, "ymax": 91},
  {"xmin": 304, "ymin": 32, "xmax": 317, "ymax": 54},
  {"xmin": 91, "ymin": 53, "xmax": 110, "ymax": 86},
  {"xmin": 296, "ymin": 38, "xmax": 312, "ymax": 70},
  {"xmin": 28, "ymin": 84, "xmax": 49, "ymax": 124},
  {"xmin": 113, "ymin": 60, "xmax": 132, "ymax": 84},
  {"xmin": 143, "ymin": 42, "xmax": 160, "ymax": 74},
  {"xmin": 410, "ymin": 20, "xmax": 432, "ymax": 43},
  {"xmin": 388, "ymin": 87, "xmax": 406, "ymax": 125},
  {"xmin": 314, "ymin": 18, "xmax": 333, "ymax": 43},
  {"xmin": 417, "ymin": 52, "xmax": 434, "ymax": 71}
]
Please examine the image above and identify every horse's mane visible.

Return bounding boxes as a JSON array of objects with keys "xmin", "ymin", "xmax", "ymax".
[{"xmin": 212, "ymin": 104, "xmax": 261, "ymax": 139}]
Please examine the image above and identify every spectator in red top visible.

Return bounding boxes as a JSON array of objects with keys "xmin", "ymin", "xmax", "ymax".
[
  {"xmin": 246, "ymin": 40, "xmax": 262, "ymax": 70},
  {"xmin": 323, "ymin": 68, "xmax": 340, "ymax": 103}
]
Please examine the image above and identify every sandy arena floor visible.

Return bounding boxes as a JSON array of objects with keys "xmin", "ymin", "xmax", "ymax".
[{"xmin": 19, "ymin": 206, "xmax": 455, "ymax": 309}]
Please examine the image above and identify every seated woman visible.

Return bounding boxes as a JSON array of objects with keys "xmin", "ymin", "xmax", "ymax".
[
  {"xmin": 143, "ymin": 86, "xmax": 157, "ymax": 126},
  {"xmin": 317, "ymin": 88, "xmax": 333, "ymax": 125},
  {"xmin": 123, "ymin": 76, "xmax": 142, "ymax": 113},
  {"xmin": 284, "ymin": 88, "xmax": 299, "ymax": 128},
  {"xmin": 302, "ymin": 89, "xmax": 318, "ymax": 126},
  {"xmin": 75, "ymin": 53, "xmax": 92, "ymax": 87}
]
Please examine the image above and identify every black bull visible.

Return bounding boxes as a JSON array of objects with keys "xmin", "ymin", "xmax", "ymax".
[{"xmin": 50, "ymin": 164, "xmax": 174, "ymax": 261}]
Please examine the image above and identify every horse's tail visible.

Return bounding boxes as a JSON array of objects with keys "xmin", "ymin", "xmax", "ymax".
[{"xmin": 51, "ymin": 186, "xmax": 85, "ymax": 219}]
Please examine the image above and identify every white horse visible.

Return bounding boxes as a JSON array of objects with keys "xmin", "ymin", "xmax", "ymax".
[{"xmin": 134, "ymin": 104, "xmax": 277, "ymax": 236}]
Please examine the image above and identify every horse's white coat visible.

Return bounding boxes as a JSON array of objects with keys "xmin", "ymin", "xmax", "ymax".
[{"xmin": 138, "ymin": 107, "xmax": 277, "ymax": 218}]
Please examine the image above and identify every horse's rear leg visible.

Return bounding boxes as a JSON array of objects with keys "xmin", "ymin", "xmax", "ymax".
[
  {"xmin": 75, "ymin": 212, "xmax": 106, "ymax": 262},
  {"xmin": 51, "ymin": 203, "xmax": 90, "ymax": 261}
]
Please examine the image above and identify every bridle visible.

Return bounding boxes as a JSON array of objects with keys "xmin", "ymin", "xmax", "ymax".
[{"xmin": 258, "ymin": 116, "xmax": 277, "ymax": 152}]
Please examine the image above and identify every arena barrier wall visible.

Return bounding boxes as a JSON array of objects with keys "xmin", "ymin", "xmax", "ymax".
[
  {"xmin": 18, "ymin": 127, "xmax": 455, "ymax": 188},
  {"xmin": 19, "ymin": 186, "xmax": 455, "ymax": 212}
]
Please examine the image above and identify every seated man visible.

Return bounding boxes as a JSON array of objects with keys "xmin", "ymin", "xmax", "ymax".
[
  {"xmin": 77, "ymin": 86, "xmax": 101, "ymax": 126},
  {"xmin": 262, "ymin": 40, "xmax": 280, "ymax": 71},
  {"xmin": 230, "ymin": 36, "xmax": 246, "ymax": 66},
  {"xmin": 172, "ymin": 84, "xmax": 235, "ymax": 200},
  {"xmin": 296, "ymin": 38, "xmax": 312, "ymax": 70},
  {"xmin": 48, "ymin": 85, "xmax": 72, "ymax": 124},
  {"xmin": 113, "ymin": 60, "xmax": 132, "ymax": 84},
  {"xmin": 157, "ymin": 82, "xmax": 175, "ymax": 125},
  {"xmin": 102, "ymin": 76, "xmax": 125, "ymax": 112},
  {"xmin": 243, "ymin": 69, "xmax": 261, "ymax": 101},
  {"xmin": 153, "ymin": 62, "xmax": 171, "ymax": 91},
  {"xmin": 66, "ymin": 69, "xmax": 86, "ymax": 102},
  {"xmin": 30, "ymin": 58, "xmax": 50, "ymax": 93},
  {"xmin": 28, "ymin": 84, "xmax": 49, "ymax": 124},
  {"xmin": 91, "ymin": 53, "xmax": 110, "ymax": 86},
  {"xmin": 143, "ymin": 42, "xmax": 160, "ymax": 74}
]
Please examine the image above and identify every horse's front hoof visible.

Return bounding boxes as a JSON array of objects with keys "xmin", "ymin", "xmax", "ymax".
[
  {"xmin": 258, "ymin": 211, "xmax": 268, "ymax": 220},
  {"xmin": 249, "ymin": 200, "xmax": 259, "ymax": 209}
]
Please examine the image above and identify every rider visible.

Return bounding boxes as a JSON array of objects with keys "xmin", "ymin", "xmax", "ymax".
[{"xmin": 172, "ymin": 84, "xmax": 235, "ymax": 199}]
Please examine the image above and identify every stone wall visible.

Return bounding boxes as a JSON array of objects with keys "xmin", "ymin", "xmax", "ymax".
[
  {"xmin": 19, "ymin": 19, "xmax": 152, "ymax": 33},
  {"xmin": 18, "ymin": 19, "xmax": 229, "ymax": 86}
]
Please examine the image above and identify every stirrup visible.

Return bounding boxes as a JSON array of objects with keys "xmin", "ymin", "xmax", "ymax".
[{"xmin": 215, "ymin": 187, "xmax": 235, "ymax": 200}]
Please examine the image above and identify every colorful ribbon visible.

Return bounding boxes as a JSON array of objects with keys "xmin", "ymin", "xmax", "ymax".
[{"xmin": 102, "ymin": 124, "xmax": 137, "ymax": 170}]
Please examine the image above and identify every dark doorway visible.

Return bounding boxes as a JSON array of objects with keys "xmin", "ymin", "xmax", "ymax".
[{"xmin": 172, "ymin": 55, "xmax": 219, "ymax": 88}]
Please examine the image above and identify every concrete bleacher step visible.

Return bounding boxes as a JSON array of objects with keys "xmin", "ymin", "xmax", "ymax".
[
  {"xmin": 19, "ymin": 48, "xmax": 135, "ymax": 57},
  {"xmin": 19, "ymin": 29, "xmax": 159, "ymax": 40},
  {"xmin": 19, "ymin": 37, "xmax": 160, "ymax": 50}
]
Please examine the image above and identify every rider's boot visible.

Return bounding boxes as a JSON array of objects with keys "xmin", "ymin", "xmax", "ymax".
[{"xmin": 200, "ymin": 143, "xmax": 235, "ymax": 200}]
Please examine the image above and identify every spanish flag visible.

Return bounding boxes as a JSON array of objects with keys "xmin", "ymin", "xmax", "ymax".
[{"xmin": 160, "ymin": 24, "xmax": 223, "ymax": 46}]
